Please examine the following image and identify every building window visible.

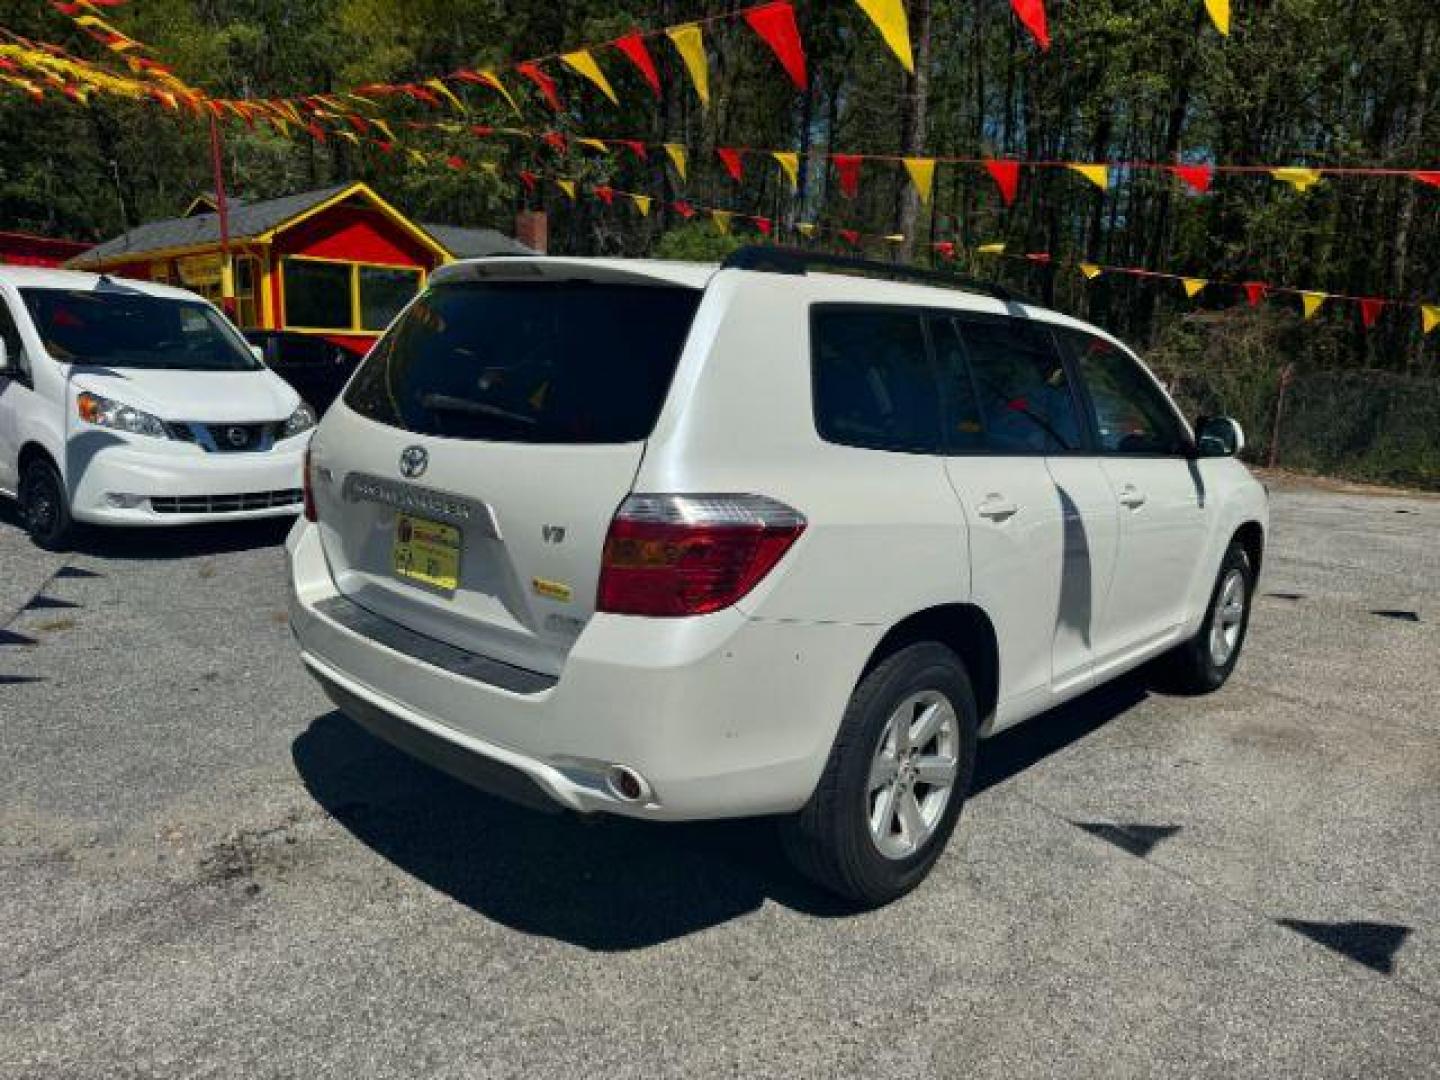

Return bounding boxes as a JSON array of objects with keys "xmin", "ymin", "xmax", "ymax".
[
  {"xmin": 234, "ymin": 255, "xmax": 260, "ymax": 328},
  {"xmin": 282, "ymin": 257, "xmax": 422, "ymax": 333},
  {"xmin": 283, "ymin": 258, "xmax": 353, "ymax": 330}
]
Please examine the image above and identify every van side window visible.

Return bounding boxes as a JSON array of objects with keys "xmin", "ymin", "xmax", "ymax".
[
  {"xmin": 926, "ymin": 316, "xmax": 987, "ymax": 453},
  {"xmin": 953, "ymin": 315, "xmax": 1082, "ymax": 454},
  {"xmin": 811, "ymin": 307, "xmax": 941, "ymax": 453},
  {"xmin": 1058, "ymin": 329, "xmax": 1187, "ymax": 455},
  {"xmin": 0, "ymin": 296, "xmax": 26, "ymax": 377}
]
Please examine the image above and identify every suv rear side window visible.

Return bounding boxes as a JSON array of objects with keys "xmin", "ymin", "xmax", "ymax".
[
  {"xmin": 953, "ymin": 314, "xmax": 1083, "ymax": 454},
  {"xmin": 1057, "ymin": 329, "xmax": 1188, "ymax": 455},
  {"xmin": 345, "ymin": 281, "xmax": 700, "ymax": 444},
  {"xmin": 811, "ymin": 307, "xmax": 941, "ymax": 453}
]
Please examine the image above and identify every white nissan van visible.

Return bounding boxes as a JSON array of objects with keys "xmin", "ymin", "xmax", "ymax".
[
  {"xmin": 0, "ymin": 267, "xmax": 316, "ymax": 549},
  {"xmin": 288, "ymin": 248, "xmax": 1268, "ymax": 905}
]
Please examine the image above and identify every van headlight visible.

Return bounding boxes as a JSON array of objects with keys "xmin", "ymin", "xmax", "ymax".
[
  {"xmin": 76, "ymin": 391, "xmax": 170, "ymax": 439},
  {"xmin": 283, "ymin": 403, "xmax": 317, "ymax": 438}
]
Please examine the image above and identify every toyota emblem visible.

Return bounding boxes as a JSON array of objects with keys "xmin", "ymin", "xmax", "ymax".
[
  {"xmin": 225, "ymin": 426, "xmax": 248, "ymax": 448},
  {"xmin": 399, "ymin": 445, "xmax": 429, "ymax": 479}
]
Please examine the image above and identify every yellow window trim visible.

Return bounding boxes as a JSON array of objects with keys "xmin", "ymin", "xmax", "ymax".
[{"xmin": 279, "ymin": 254, "xmax": 424, "ymax": 334}]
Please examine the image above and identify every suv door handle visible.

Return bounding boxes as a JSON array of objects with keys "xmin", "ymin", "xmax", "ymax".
[
  {"xmin": 977, "ymin": 495, "xmax": 1019, "ymax": 521},
  {"xmin": 1118, "ymin": 484, "xmax": 1147, "ymax": 509}
]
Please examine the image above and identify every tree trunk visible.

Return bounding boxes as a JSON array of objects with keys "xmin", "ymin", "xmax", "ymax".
[{"xmin": 895, "ymin": 0, "xmax": 933, "ymax": 261}]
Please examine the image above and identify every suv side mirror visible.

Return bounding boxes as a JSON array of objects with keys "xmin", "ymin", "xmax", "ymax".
[
  {"xmin": 0, "ymin": 337, "xmax": 8, "ymax": 373},
  {"xmin": 1194, "ymin": 415, "xmax": 1245, "ymax": 458}
]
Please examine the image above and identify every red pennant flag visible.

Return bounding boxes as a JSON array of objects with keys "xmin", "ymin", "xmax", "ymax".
[
  {"xmin": 742, "ymin": 2, "xmax": 808, "ymax": 90},
  {"xmin": 832, "ymin": 155, "xmax": 862, "ymax": 198},
  {"xmin": 403, "ymin": 84, "xmax": 442, "ymax": 108},
  {"xmin": 933, "ymin": 241, "xmax": 956, "ymax": 259},
  {"xmin": 446, "ymin": 156, "xmax": 466, "ymax": 170},
  {"xmin": 717, "ymin": 147, "xmax": 744, "ymax": 182},
  {"xmin": 1009, "ymin": 0, "xmax": 1051, "ymax": 49},
  {"xmin": 1414, "ymin": 171, "xmax": 1440, "ymax": 188},
  {"xmin": 594, "ymin": 185, "xmax": 615, "ymax": 206},
  {"xmin": 1026, "ymin": 252, "xmax": 1052, "ymax": 264},
  {"xmin": 1359, "ymin": 298, "xmax": 1385, "ymax": 328},
  {"xmin": 984, "ymin": 160, "xmax": 1021, "ymax": 206},
  {"xmin": 470, "ymin": 125, "xmax": 495, "ymax": 138},
  {"xmin": 839, "ymin": 228, "xmax": 861, "ymax": 247},
  {"xmin": 517, "ymin": 62, "xmax": 562, "ymax": 111},
  {"xmin": 519, "ymin": 170, "xmax": 538, "ymax": 193},
  {"xmin": 1243, "ymin": 282, "xmax": 1268, "ymax": 307},
  {"xmin": 541, "ymin": 131, "xmax": 568, "ymax": 153},
  {"xmin": 614, "ymin": 31, "xmax": 661, "ymax": 95},
  {"xmin": 673, "ymin": 200, "xmax": 696, "ymax": 219},
  {"xmin": 304, "ymin": 122, "xmax": 327, "ymax": 143},
  {"xmin": 376, "ymin": 141, "xmax": 395, "ymax": 154},
  {"xmin": 618, "ymin": 139, "xmax": 647, "ymax": 161},
  {"xmin": 755, "ymin": 217, "xmax": 773, "ymax": 237},
  {"xmin": 1172, "ymin": 164, "xmax": 1213, "ymax": 194}
]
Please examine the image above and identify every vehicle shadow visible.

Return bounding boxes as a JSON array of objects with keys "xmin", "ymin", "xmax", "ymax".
[
  {"xmin": 0, "ymin": 500, "xmax": 294, "ymax": 560},
  {"xmin": 291, "ymin": 670, "xmax": 1153, "ymax": 951}
]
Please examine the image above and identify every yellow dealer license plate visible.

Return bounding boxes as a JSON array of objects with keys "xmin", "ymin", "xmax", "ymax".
[{"xmin": 392, "ymin": 513, "xmax": 461, "ymax": 594}]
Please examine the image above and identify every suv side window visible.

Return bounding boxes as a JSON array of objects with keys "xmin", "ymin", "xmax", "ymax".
[
  {"xmin": 811, "ymin": 307, "xmax": 942, "ymax": 453},
  {"xmin": 952, "ymin": 314, "xmax": 1083, "ymax": 454},
  {"xmin": 926, "ymin": 316, "xmax": 988, "ymax": 453},
  {"xmin": 1058, "ymin": 329, "xmax": 1188, "ymax": 455},
  {"xmin": 0, "ymin": 294, "xmax": 27, "ymax": 379}
]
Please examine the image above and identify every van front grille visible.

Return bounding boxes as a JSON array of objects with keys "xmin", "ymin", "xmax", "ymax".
[
  {"xmin": 150, "ymin": 489, "xmax": 303, "ymax": 515},
  {"xmin": 167, "ymin": 422, "xmax": 280, "ymax": 453}
]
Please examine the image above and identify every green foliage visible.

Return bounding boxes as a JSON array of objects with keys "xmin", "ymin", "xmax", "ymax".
[{"xmin": 654, "ymin": 223, "xmax": 742, "ymax": 261}]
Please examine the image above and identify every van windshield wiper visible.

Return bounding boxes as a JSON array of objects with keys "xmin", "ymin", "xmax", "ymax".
[{"xmin": 419, "ymin": 392, "xmax": 538, "ymax": 426}]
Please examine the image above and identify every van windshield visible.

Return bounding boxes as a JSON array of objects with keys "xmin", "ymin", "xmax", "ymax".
[
  {"xmin": 20, "ymin": 287, "xmax": 260, "ymax": 372},
  {"xmin": 344, "ymin": 280, "xmax": 701, "ymax": 444}
]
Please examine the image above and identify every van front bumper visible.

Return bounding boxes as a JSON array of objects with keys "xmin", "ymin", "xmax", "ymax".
[
  {"xmin": 68, "ymin": 435, "xmax": 307, "ymax": 525},
  {"xmin": 286, "ymin": 519, "xmax": 879, "ymax": 821}
]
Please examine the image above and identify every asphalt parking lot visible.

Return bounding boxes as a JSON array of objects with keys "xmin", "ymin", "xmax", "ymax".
[{"xmin": 2, "ymin": 477, "xmax": 1437, "ymax": 1078}]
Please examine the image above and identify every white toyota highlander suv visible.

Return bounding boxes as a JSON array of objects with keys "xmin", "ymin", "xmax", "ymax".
[{"xmin": 288, "ymin": 248, "xmax": 1267, "ymax": 905}]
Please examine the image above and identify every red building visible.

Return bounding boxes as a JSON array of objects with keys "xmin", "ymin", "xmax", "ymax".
[
  {"xmin": 0, "ymin": 231, "xmax": 90, "ymax": 269},
  {"xmin": 69, "ymin": 183, "xmax": 529, "ymax": 353}
]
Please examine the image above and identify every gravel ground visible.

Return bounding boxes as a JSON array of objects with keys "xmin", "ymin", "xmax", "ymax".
[{"xmin": 1, "ymin": 481, "xmax": 1437, "ymax": 1079}]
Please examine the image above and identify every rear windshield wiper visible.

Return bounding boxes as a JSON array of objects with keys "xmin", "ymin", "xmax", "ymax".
[{"xmin": 419, "ymin": 392, "xmax": 538, "ymax": 426}]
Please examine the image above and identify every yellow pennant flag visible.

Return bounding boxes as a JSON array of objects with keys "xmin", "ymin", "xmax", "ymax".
[
  {"xmin": 335, "ymin": 130, "xmax": 359, "ymax": 145},
  {"xmin": 576, "ymin": 137, "xmax": 609, "ymax": 153},
  {"xmin": 407, "ymin": 149, "xmax": 428, "ymax": 166},
  {"xmin": 556, "ymin": 179, "xmax": 577, "ymax": 201},
  {"xmin": 560, "ymin": 50, "xmax": 619, "ymax": 106},
  {"xmin": 666, "ymin": 24, "xmax": 710, "ymax": 106},
  {"xmin": 903, "ymin": 158, "xmax": 935, "ymax": 204},
  {"xmin": 1182, "ymin": 277, "xmax": 1207, "ymax": 298},
  {"xmin": 884, "ymin": 234, "xmax": 906, "ymax": 243},
  {"xmin": 476, "ymin": 70, "xmax": 520, "ymax": 115},
  {"xmin": 854, "ymin": 0, "xmax": 914, "ymax": 74},
  {"xmin": 1204, "ymin": 0, "xmax": 1231, "ymax": 35},
  {"xmin": 479, "ymin": 162, "xmax": 500, "ymax": 175},
  {"xmin": 371, "ymin": 118, "xmax": 396, "ymax": 143},
  {"xmin": 772, "ymin": 151, "xmax": 800, "ymax": 191},
  {"xmin": 796, "ymin": 222, "xmax": 817, "ymax": 238},
  {"xmin": 1079, "ymin": 263, "xmax": 1103, "ymax": 280},
  {"xmin": 977, "ymin": 242, "xmax": 1005, "ymax": 255},
  {"xmin": 1422, "ymin": 304, "xmax": 1439, "ymax": 335},
  {"xmin": 425, "ymin": 78, "xmax": 465, "ymax": 112},
  {"xmin": 1068, "ymin": 164, "xmax": 1110, "ymax": 191},
  {"xmin": 664, "ymin": 143, "xmax": 688, "ymax": 181},
  {"xmin": 711, "ymin": 209, "xmax": 733, "ymax": 235},
  {"xmin": 1300, "ymin": 291, "xmax": 1326, "ymax": 319},
  {"xmin": 1272, "ymin": 167, "xmax": 1322, "ymax": 192},
  {"xmin": 630, "ymin": 194, "xmax": 652, "ymax": 217}
]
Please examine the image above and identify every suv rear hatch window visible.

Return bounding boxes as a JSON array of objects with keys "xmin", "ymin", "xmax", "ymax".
[{"xmin": 344, "ymin": 280, "xmax": 701, "ymax": 443}]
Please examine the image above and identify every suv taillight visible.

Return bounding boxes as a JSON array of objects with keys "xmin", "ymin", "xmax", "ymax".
[
  {"xmin": 302, "ymin": 442, "xmax": 317, "ymax": 522},
  {"xmin": 597, "ymin": 495, "xmax": 806, "ymax": 617}
]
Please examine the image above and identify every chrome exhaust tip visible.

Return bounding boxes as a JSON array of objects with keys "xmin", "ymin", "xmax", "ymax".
[{"xmin": 605, "ymin": 765, "xmax": 651, "ymax": 803}]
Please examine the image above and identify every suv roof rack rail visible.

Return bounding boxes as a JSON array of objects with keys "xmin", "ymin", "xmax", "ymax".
[{"xmin": 720, "ymin": 245, "xmax": 1026, "ymax": 304}]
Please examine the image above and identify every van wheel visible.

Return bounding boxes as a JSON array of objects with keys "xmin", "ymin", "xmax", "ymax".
[
  {"xmin": 782, "ymin": 642, "xmax": 978, "ymax": 907},
  {"xmin": 1159, "ymin": 542, "xmax": 1254, "ymax": 694},
  {"xmin": 19, "ymin": 457, "xmax": 74, "ymax": 552}
]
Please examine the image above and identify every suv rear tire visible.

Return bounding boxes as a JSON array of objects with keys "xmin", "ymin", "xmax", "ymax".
[
  {"xmin": 19, "ymin": 456, "xmax": 74, "ymax": 552},
  {"xmin": 1159, "ymin": 541, "xmax": 1254, "ymax": 694},
  {"xmin": 782, "ymin": 642, "xmax": 978, "ymax": 907}
]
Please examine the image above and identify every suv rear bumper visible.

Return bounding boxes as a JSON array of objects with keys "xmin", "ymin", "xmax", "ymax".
[{"xmin": 287, "ymin": 519, "xmax": 878, "ymax": 821}]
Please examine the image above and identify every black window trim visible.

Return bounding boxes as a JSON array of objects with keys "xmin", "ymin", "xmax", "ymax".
[
  {"xmin": 0, "ymin": 288, "xmax": 33, "ymax": 388},
  {"xmin": 1057, "ymin": 327, "xmax": 1197, "ymax": 460}
]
